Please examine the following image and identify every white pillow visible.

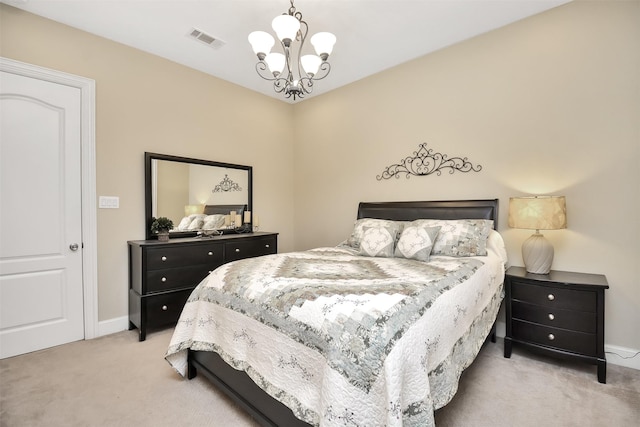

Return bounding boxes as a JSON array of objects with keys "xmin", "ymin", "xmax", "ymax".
[
  {"xmin": 176, "ymin": 216, "xmax": 193, "ymax": 231},
  {"xmin": 345, "ymin": 218, "xmax": 404, "ymax": 249},
  {"xmin": 411, "ymin": 219, "xmax": 493, "ymax": 257},
  {"xmin": 358, "ymin": 226, "xmax": 398, "ymax": 258},
  {"xmin": 202, "ymin": 214, "xmax": 226, "ymax": 230},
  {"xmin": 395, "ymin": 225, "xmax": 441, "ymax": 262}
]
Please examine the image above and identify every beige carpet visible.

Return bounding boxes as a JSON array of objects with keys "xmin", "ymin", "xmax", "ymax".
[{"xmin": 1, "ymin": 329, "xmax": 639, "ymax": 427}]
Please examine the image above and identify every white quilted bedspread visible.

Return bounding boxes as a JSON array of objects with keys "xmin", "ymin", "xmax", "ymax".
[{"xmin": 166, "ymin": 232, "xmax": 507, "ymax": 427}]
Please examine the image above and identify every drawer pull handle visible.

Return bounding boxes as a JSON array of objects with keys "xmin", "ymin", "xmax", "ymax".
[
  {"xmin": 161, "ymin": 256, "xmax": 167, "ymax": 261},
  {"xmin": 548, "ymin": 313, "xmax": 555, "ymax": 321},
  {"xmin": 265, "ymin": 244, "xmax": 270, "ymax": 248},
  {"xmin": 208, "ymin": 251, "xmax": 214, "ymax": 256},
  {"xmin": 548, "ymin": 333, "xmax": 555, "ymax": 341},
  {"xmin": 161, "ymin": 277, "xmax": 167, "ymax": 282},
  {"xmin": 162, "ymin": 305, "xmax": 168, "ymax": 311},
  {"xmin": 235, "ymin": 248, "xmax": 240, "ymax": 253},
  {"xmin": 547, "ymin": 294, "xmax": 555, "ymax": 301}
]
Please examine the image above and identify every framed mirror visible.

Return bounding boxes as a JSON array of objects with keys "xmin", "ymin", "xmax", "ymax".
[{"xmin": 145, "ymin": 152, "xmax": 252, "ymax": 239}]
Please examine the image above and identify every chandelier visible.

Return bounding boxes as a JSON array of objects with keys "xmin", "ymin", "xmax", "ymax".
[{"xmin": 248, "ymin": 0, "xmax": 336, "ymax": 100}]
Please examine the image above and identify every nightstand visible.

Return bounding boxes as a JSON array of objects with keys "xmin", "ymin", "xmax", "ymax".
[{"xmin": 504, "ymin": 266, "xmax": 609, "ymax": 383}]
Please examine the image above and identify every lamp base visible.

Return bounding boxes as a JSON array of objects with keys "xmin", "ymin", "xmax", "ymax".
[{"xmin": 522, "ymin": 233, "xmax": 554, "ymax": 274}]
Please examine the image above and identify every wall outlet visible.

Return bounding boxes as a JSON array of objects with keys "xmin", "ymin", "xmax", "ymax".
[{"xmin": 99, "ymin": 196, "xmax": 119, "ymax": 209}]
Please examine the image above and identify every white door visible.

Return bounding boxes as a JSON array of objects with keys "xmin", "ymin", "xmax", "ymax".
[{"xmin": 0, "ymin": 69, "xmax": 85, "ymax": 358}]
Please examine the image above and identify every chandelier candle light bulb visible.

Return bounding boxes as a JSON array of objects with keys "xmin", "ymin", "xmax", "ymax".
[{"xmin": 248, "ymin": 0, "xmax": 336, "ymax": 100}]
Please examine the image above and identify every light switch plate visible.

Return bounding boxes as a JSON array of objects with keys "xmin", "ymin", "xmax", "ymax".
[{"xmin": 99, "ymin": 196, "xmax": 119, "ymax": 209}]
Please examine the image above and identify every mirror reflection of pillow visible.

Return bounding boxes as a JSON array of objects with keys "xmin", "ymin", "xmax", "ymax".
[
  {"xmin": 188, "ymin": 216, "xmax": 205, "ymax": 230},
  {"xmin": 202, "ymin": 214, "xmax": 226, "ymax": 230},
  {"xmin": 176, "ymin": 216, "xmax": 193, "ymax": 231}
]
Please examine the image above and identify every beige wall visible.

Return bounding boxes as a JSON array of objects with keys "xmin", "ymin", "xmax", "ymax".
[
  {"xmin": 293, "ymin": 1, "xmax": 640, "ymax": 350},
  {"xmin": 2, "ymin": 2, "xmax": 639, "ymax": 353},
  {"xmin": 0, "ymin": 4, "xmax": 296, "ymax": 322}
]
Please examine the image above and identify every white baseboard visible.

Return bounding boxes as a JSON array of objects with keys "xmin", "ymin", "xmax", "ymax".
[
  {"xmin": 97, "ymin": 316, "xmax": 130, "ymax": 337},
  {"xmin": 605, "ymin": 344, "xmax": 640, "ymax": 370}
]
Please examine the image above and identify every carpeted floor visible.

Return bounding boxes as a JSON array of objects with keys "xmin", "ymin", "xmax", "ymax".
[{"xmin": 1, "ymin": 329, "xmax": 638, "ymax": 426}]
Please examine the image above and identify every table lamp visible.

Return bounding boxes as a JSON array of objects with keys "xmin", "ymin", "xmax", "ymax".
[{"xmin": 508, "ymin": 196, "xmax": 567, "ymax": 274}]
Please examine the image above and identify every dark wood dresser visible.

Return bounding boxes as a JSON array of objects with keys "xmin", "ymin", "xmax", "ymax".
[
  {"xmin": 504, "ymin": 266, "xmax": 609, "ymax": 383},
  {"xmin": 128, "ymin": 232, "xmax": 278, "ymax": 341}
]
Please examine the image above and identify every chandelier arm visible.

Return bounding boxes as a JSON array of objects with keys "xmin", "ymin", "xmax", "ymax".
[
  {"xmin": 295, "ymin": 19, "xmax": 310, "ymax": 80},
  {"xmin": 255, "ymin": 61, "xmax": 278, "ymax": 81},
  {"xmin": 311, "ymin": 62, "xmax": 331, "ymax": 81},
  {"xmin": 298, "ymin": 77, "xmax": 314, "ymax": 95}
]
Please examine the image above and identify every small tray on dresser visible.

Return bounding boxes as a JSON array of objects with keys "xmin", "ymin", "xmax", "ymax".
[{"xmin": 504, "ymin": 266, "xmax": 609, "ymax": 383}]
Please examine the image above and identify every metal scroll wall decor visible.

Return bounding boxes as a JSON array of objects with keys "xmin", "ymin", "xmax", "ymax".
[
  {"xmin": 212, "ymin": 174, "xmax": 242, "ymax": 193},
  {"xmin": 376, "ymin": 143, "xmax": 482, "ymax": 180}
]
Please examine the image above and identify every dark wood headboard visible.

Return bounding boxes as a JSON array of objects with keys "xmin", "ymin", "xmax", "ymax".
[
  {"xmin": 357, "ymin": 199, "xmax": 499, "ymax": 229},
  {"xmin": 203, "ymin": 204, "xmax": 247, "ymax": 216}
]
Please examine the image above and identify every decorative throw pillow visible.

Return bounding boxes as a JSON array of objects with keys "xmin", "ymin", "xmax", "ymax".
[
  {"xmin": 358, "ymin": 226, "xmax": 398, "ymax": 258},
  {"xmin": 411, "ymin": 219, "xmax": 493, "ymax": 257},
  {"xmin": 202, "ymin": 214, "xmax": 226, "ymax": 230},
  {"xmin": 176, "ymin": 216, "xmax": 193, "ymax": 231},
  {"xmin": 394, "ymin": 225, "xmax": 441, "ymax": 262},
  {"xmin": 187, "ymin": 215, "xmax": 206, "ymax": 230},
  {"xmin": 345, "ymin": 218, "xmax": 404, "ymax": 249}
]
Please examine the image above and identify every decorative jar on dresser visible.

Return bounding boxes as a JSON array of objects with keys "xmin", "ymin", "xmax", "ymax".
[
  {"xmin": 128, "ymin": 232, "xmax": 278, "ymax": 341},
  {"xmin": 504, "ymin": 266, "xmax": 609, "ymax": 383}
]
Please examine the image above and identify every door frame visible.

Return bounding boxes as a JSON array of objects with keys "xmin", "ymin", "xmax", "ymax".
[{"xmin": 1, "ymin": 57, "xmax": 98, "ymax": 339}]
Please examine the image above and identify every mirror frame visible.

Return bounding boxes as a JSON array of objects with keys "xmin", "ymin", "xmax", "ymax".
[{"xmin": 145, "ymin": 152, "xmax": 253, "ymax": 240}]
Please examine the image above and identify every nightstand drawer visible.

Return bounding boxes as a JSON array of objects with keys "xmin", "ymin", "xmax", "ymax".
[
  {"xmin": 146, "ymin": 243, "xmax": 223, "ymax": 270},
  {"xmin": 144, "ymin": 289, "xmax": 192, "ymax": 328},
  {"xmin": 512, "ymin": 301, "xmax": 597, "ymax": 333},
  {"xmin": 512, "ymin": 320, "xmax": 597, "ymax": 356},
  {"xmin": 146, "ymin": 264, "xmax": 217, "ymax": 293},
  {"xmin": 511, "ymin": 281, "xmax": 596, "ymax": 312}
]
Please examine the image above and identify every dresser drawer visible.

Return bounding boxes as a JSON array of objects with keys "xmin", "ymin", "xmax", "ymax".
[
  {"xmin": 512, "ymin": 301, "xmax": 597, "ymax": 333},
  {"xmin": 146, "ymin": 264, "xmax": 217, "ymax": 293},
  {"xmin": 146, "ymin": 243, "xmax": 223, "ymax": 270},
  {"xmin": 511, "ymin": 281, "xmax": 596, "ymax": 312},
  {"xmin": 512, "ymin": 320, "xmax": 597, "ymax": 356},
  {"xmin": 225, "ymin": 236, "xmax": 277, "ymax": 262},
  {"xmin": 144, "ymin": 289, "xmax": 192, "ymax": 329}
]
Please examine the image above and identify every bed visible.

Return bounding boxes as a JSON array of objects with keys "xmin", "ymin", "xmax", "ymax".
[{"xmin": 166, "ymin": 199, "xmax": 506, "ymax": 426}]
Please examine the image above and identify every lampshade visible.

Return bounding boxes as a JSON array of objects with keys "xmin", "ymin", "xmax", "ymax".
[
  {"xmin": 310, "ymin": 32, "xmax": 336, "ymax": 59},
  {"xmin": 301, "ymin": 54, "xmax": 322, "ymax": 76},
  {"xmin": 508, "ymin": 196, "xmax": 567, "ymax": 231},
  {"xmin": 184, "ymin": 204, "xmax": 202, "ymax": 216},
  {"xmin": 248, "ymin": 31, "xmax": 275, "ymax": 58},
  {"xmin": 265, "ymin": 52, "xmax": 286, "ymax": 75},
  {"xmin": 272, "ymin": 14, "xmax": 300, "ymax": 45},
  {"xmin": 509, "ymin": 196, "xmax": 567, "ymax": 275}
]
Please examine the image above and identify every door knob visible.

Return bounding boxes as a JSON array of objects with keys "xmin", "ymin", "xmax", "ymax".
[{"xmin": 69, "ymin": 243, "xmax": 79, "ymax": 251}]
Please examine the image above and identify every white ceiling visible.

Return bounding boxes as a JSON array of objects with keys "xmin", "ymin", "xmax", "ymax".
[{"xmin": 3, "ymin": 0, "xmax": 570, "ymax": 103}]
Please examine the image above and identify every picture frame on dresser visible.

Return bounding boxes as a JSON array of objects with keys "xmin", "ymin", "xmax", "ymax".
[{"xmin": 504, "ymin": 266, "xmax": 609, "ymax": 383}]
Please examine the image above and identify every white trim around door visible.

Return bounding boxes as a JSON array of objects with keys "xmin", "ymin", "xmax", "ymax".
[{"xmin": 1, "ymin": 57, "xmax": 98, "ymax": 339}]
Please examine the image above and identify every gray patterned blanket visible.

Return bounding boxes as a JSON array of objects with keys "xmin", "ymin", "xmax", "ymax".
[{"xmin": 166, "ymin": 243, "xmax": 505, "ymax": 427}]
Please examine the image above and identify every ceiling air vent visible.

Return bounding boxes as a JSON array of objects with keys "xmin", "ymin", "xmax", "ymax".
[{"xmin": 188, "ymin": 28, "xmax": 225, "ymax": 49}]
